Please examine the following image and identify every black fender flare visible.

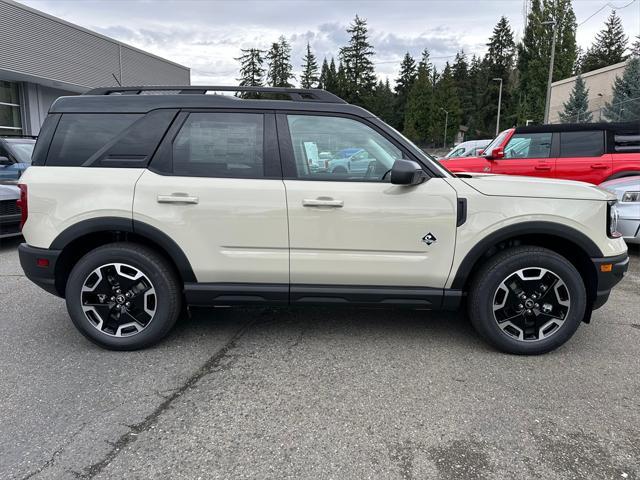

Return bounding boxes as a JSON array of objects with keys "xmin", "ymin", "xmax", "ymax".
[
  {"xmin": 50, "ymin": 216, "xmax": 197, "ymax": 282},
  {"xmin": 450, "ymin": 221, "xmax": 603, "ymax": 289}
]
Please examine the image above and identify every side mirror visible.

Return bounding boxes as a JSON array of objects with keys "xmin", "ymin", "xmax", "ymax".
[
  {"xmin": 486, "ymin": 147, "xmax": 504, "ymax": 160},
  {"xmin": 0, "ymin": 156, "xmax": 12, "ymax": 166},
  {"xmin": 390, "ymin": 159, "xmax": 428, "ymax": 186},
  {"xmin": 476, "ymin": 149, "xmax": 484, "ymax": 156}
]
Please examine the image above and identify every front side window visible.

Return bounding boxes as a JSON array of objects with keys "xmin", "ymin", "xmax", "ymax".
[
  {"xmin": 446, "ymin": 147, "xmax": 465, "ymax": 158},
  {"xmin": 287, "ymin": 115, "xmax": 406, "ymax": 181},
  {"xmin": 560, "ymin": 131, "xmax": 603, "ymax": 157},
  {"xmin": 173, "ymin": 113, "xmax": 264, "ymax": 178},
  {"xmin": 503, "ymin": 132, "xmax": 552, "ymax": 159}
]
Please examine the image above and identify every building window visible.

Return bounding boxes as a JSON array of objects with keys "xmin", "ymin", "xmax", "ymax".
[{"xmin": 0, "ymin": 81, "xmax": 22, "ymax": 136}]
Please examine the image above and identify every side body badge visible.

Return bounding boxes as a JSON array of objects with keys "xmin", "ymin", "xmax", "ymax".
[{"xmin": 422, "ymin": 232, "xmax": 437, "ymax": 246}]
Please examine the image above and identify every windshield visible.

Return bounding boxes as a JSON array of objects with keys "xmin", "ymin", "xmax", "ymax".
[
  {"xmin": 482, "ymin": 130, "xmax": 510, "ymax": 157},
  {"xmin": 4, "ymin": 139, "xmax": 36, "ymax": 164}
]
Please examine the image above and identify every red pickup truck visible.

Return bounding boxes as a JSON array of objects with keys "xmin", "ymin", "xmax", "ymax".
[{"xmin": 440, "ymin": 122, "xmax": 640, "ymax": 184}]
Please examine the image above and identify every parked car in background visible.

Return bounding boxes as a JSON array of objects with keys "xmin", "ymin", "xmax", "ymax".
[
  {"xmin": 0, "ymin": 136, "xmax": 36, "ymax": 181},
  {"xmin": 0, "ymin": 184, "xmax": 21, "ymax": 239},
  {"xmin": 443, "ymin": 139, "xmax": 491, "ymax": 159},
  {"xmin": 600, "ymin": 176, "xmax": 640, "ymax": 244},
  {"xmin": 440, "ymin": 122, "xmax": 640, "ymax": 184}
]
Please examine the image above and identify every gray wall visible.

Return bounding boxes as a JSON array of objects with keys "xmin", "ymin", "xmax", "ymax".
[
  {"xmin": 0, "ymin": 0, "xmax": 190, "ymax": 89},
  {"xmin": 22, "ymin": 83, "xmax": 74, "ymax": 135}
]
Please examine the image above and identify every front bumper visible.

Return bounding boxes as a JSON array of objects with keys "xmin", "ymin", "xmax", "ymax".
[
  {"xmin": 18, "ymin": 243, "xmax": 63, "ymax": 297},
  {"xmin": 591, "ymin": 253, "xmax": 629, "ymax": 309}
]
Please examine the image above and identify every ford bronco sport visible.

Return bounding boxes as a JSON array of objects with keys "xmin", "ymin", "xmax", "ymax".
[{"xmin": 17, "ymin": 86, "xmax": 629, "ymax": 354}]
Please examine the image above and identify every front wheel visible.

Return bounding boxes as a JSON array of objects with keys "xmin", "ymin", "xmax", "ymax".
[
  {"xmin": 65, "ymin": 243, "xmax": 181, "ymax": 350},
  {"xmin": 468, "ymin": 246, "xmax": 587, "ymax": 355}
]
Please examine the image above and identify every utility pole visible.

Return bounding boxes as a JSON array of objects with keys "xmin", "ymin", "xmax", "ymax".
[
  {"xmin": 440, "ymin": 108, "xmax": 449, "ymax": 148},
  {"xmin": 543, "ymin": 16, "xmax": 558, "ymax": 124},
  {"xmin": 492, "ymin": 77, "xmax": 503, "ymax": 136}
]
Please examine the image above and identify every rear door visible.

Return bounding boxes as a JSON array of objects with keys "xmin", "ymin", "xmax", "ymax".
[
  {"xmin": 279, "ymin": 112, "xmax": 458, "ymax": 301},
  {"xmin": 554, "ymin": 130, "xmax": 610, "ymax": 184},
  {"xmin": 134, "ymin": 111, "xmax": 289, "ymax": 290},
  {"xmin": 490, "ymin": 131, "xmax": 555, "ymax": 178}
]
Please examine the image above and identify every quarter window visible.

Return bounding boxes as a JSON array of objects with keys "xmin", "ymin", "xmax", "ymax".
[
  {"xmin": 172, "ymin": 113, "xmax": 264, "ymax": 178},
  {"xmin": 503, "ymin": 132, "xmax": 552, "ymax": 159},
  {"xmin": 286, "ymin": 115, "xmax": 406, "ymax": 181},
  {"xmin": 560, "ymin": 131, "xmax": 603, "ymax": 157},
  {"xmin": 47, "ymin": 114, "xmax": 142, "ymax": 166}
]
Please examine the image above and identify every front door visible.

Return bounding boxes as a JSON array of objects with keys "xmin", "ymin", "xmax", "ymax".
[
  {"xmin": 490, "ymin": 131, "xmax": 556, "ymax": 178},
  {"xmin": 278, "ymin": 113, "xmax": 458, "ymax": 303},
  {"xmin": 134, "ymin": 111, "xmax": 289, "ymax": 290}
]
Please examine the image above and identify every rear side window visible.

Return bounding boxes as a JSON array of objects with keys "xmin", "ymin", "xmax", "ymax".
[
  {"xmin": 47, "ymin": 114, "xmax": 142, "ymax": 166},
  {"xmin": 172, "ymin": 113, "xmax": 264, "ymax": 178},
  {"xmin": 560, "ymin": 131, "xmax": 604, "ymax": 157}
]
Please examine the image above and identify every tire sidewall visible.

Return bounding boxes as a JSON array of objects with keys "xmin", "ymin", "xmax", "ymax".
[
  {"xmin": 66, "ymin": 245, "xmax": 179, "ymax": 350},
  {"xmin": 471, "ymin": 250, "xmax": 586, "ymax": 355}
]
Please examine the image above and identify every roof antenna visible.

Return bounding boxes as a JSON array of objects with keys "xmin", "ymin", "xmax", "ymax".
[{"xmin": 111, "ymin": 73, "xmax": 122, "ymax": 86}]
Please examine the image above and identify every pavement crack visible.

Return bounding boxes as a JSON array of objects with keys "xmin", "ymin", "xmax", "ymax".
[
  {"xmin": 75, "ymin": 319, "xmax": 254, "ymax": 479},
  {"xmin": 21, "ymin": 423, "xmax": 87, "ymax": 480}
]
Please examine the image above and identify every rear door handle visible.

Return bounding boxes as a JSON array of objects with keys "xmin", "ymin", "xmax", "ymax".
[
  {"xmin": 535, "ymin": 165, "xmax": 551, "ymax": 171},
  {"xmin": 157, "ymin": 193, "xmax": 199, "ymax": 204},
  {"xmin": 590, "ymin": 163, "xmax": 608, "ymax": 169},
  {"xmin": 302, "ymin": 198, "xmax": 344, "ymax": 208}
]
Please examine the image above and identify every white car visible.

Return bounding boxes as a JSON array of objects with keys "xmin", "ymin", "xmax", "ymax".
[
  {"xmin": 600, "ymin": 176, "xmax": 640, "ymax": 244},
  {"xmin": 443, "ymin": 139, "xmax": 492, "ymax": 159},
  {"xmin": 17, "ymin": 86, "xmax": 628, "ymax": 354}
]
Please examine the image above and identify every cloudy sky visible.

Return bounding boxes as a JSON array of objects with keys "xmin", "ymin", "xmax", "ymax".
[{"xmin": 20, "ymin": 0, "xmax": 640, "ymax": 85}]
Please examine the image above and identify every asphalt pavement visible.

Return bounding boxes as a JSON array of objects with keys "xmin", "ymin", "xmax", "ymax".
[{"xmin": 1, "ymin": 235, "xmax": 638, "ymax": 480}]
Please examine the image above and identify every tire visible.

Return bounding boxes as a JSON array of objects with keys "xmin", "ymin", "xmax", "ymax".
[
  {"xmin": 468, "ymin": 246, "xmax": 586, "ymax": 355},
  {"xmin": 65, "ymin": 242, "xmax": 181, "ymax": 350}
]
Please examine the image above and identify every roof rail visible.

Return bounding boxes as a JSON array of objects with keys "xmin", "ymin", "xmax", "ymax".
[{"xmin": 83, "ymin": 86, "xmax": 347, "ymax": 103}]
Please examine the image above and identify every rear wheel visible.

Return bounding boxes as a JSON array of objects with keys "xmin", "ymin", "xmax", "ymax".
[
  {"xmin": 468, "ymin": 246, "xmax": 586, "ymax": 355},
  {"xmin": 66, "ymin": 243, "xmax": 181, "ymax": 350}
]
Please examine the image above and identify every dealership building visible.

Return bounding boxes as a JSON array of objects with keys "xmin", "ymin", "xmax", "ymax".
[{"xmin": 0, "ymin": 0, "xmax": 190, "ymax": 136}]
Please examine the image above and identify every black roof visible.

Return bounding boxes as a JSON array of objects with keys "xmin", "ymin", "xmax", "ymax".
[
  {"xmin": 51, "ymin": 85, "xmax": 372, "ymax": 116},
  {"xmin": 515, "ymin": 121, "xmax": 639, "ymax": 134}
]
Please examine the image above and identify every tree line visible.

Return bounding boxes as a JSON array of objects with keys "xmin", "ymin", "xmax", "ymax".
[{"xmin": 237, "ymin": 1, "xmax": 640, "ymax": 146}]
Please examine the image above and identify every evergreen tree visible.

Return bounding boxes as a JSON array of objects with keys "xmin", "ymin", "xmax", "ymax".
[
  {"xmin": 328, "ymin": 58, "xmax": 339, "ymax": 92},
  {"xmin": 517, "ymin": 0, "xmax": 577, "ymax": 123},
  {"xmin": 404, "ymin": 53, "xmax": 434, "ymax": 145},
  {"xmin": 300, "ymin": 43, "xmax": 319, "ymax": 88},
  {"xmin": 452, "ymin": 50, "xmax": 473, "ymax": 127},
  {"xmin": 582, "ymin": 11, "xmax": 628, "ymax": 72},
  {"xmin": 318, "ymin": 58, "xmax": 330, "ymax": 89},
  {"xmin": 336, "ymin": 60, "xmax": 348, "ymax": 99},
  {"xmin": 603, "ymin": 57, "xmax": 640, "ymax": 121},
  {"xmin": 393, "ymin": 52, "xmax": 418, "ymax": 129},
  {"xmin": 339, "ymin": 15, "xmax": 376, "ymax": 103},
  {"xmin": 431, "ymin": 63, "xmax": 461, "ymax": 147},
  {"xmin": 559, "ymin": 75, "xmax": 592, "ymax": 123},
  {"xmin": 266, "ymin": 36, "xmax": 295, "ymax": 87},
  {"xmin": 236, "ymin": 48, "xmax": 265, "ymax": 98},
  {"xmin": 482, "ymin": 16, "xmax": 516, "ymax": 133},
  {"xmin": 369, "ymin": 79, "xmax": 395, "ymax": 123}
]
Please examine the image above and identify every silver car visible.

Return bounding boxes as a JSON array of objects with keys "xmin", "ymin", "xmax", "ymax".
[{"xmin": 600, "ymin": 176, "xmax": 640, "ymax": 244}]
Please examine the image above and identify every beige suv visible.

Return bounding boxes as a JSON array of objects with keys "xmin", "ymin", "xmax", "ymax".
[{"xmin": 17, "ymin": 86, "xmax": 629, "ymax": 354}]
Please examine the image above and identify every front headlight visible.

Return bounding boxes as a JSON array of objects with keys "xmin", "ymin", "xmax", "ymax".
[
  {"xmin": 607, "ymin": 201, "xmax": 622, "ymax": 238},
  {"xmin": 621, "ymin": 191, "xmax": 640, "ymax": 202}
]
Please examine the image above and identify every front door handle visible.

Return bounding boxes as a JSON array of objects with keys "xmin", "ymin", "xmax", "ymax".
[
  {"xmin": 302, "ymin": 198, "xmax": 344, "ymax": 208},
  {"xmin": 157, "ymin": 193, "xmax": 199, "ymax": 204},
  {"xmin": 535, "ymin": 165, "xmax": 551, "ymax": 171},
  {"xmin": 590, "ymin": 163, "xmax": 608, "ymax": 169}
]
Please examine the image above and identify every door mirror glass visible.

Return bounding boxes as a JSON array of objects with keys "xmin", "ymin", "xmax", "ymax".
[
  {"xmin": 0, "ymin": 156, "xmax": 12, "ymax": 166},
  {"xmin": 390, "ymin": 159, "xmax": 428, "ymax": 185}
]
